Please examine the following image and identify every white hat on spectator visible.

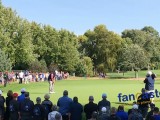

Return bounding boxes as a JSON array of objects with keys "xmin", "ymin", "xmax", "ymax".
[
  {"xmin": 133, "ymin": 104, "xmax": 138, "ymax": 109},
  {"xmin": 101, "ymin": 107, "xmax": 107, "ymax": 112},
  {"xmin": 21, "ymin": 88, "xmax": 26, "ymax": 92}
]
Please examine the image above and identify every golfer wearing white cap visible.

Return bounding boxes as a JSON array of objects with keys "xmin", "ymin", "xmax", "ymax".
[{"xmin": 144, "ymin": 71, "xmax": 155, "ymax": 103}]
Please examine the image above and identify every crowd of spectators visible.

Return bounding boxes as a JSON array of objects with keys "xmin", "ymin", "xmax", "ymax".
[
  {"xmin": 0, "ymin": 70, "xmax": 69, "ymax": 86},
  {"xmin": 0, "ymin": 88, "xmax": 160, "ymax": 120}
]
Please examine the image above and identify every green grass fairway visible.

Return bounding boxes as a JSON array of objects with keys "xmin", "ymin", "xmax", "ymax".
[
  {"xmin": 1, "ymin": 79, "xmax": 160, "ymax": 115},
  {"xmin": 107, "ymin": 70, "xmax": 160, "ymax": 79}
]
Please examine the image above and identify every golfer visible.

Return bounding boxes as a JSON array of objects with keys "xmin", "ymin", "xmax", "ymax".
[{"xmin": 48, "ymin": 72, "xmax": 55, "ymax": 94}]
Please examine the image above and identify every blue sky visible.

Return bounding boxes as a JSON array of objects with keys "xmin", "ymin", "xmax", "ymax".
[{"xmin": 1, "ymin": 0, "xmax": 160, "ymax": 35}]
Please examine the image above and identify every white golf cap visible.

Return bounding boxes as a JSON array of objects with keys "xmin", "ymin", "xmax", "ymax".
[{"xmin": 147, "ymin": 71, "xmax": 152, "ymax": 75}]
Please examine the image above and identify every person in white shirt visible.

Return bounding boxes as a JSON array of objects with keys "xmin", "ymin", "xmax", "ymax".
[
  {"xmin": 55, "ymin": 70, "xmax": 58, "ymax": 80},
  {"xmin": 19, "ymin": 71, "xmax": 24, "ymax": 84}
]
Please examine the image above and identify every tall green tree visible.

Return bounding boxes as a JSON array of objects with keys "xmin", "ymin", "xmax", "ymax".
[
  {"xmin": 141, "ymin": 26, "xmax": 159, "ymax": 37},
  {"xmin": 57, "ymin": 29, "xmax": 80, "ymax": 72},
  {"xmin": 0, "ymin": 49, "xmax": 12, "ymax": 72},
  {"xmin": 42, "ymin": 25, "xmax": 59, "ymax": 66},
  {"xmin": 119, "ymin": 44, "xmax": 149, "ymax": 70},
  {"xmin": 122, "ymin": 27, "xmax": 160, "ymax": 69},
  {"xmin": 0, "ymin": 5, "xmax": 20, "ymax": 65},
  {"xmin": 83, "ymin": 25, "xmax": 123, "ymax": 72},
  {"xmin": 13, "ymin": 20, "xmax": 36, "ymax": 69},
  {"xmin": 75, "ymin": 56, "xmax": 93, "ymax": 76},
  {"xmin": 31, "ymin": 22, "xmax": 49, "ymax": 61},
  {"xmin": 122, "ymin": 29, "xmax": 147, "ymax": 47}
]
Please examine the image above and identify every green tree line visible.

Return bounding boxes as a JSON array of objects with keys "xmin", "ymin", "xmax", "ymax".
[{"xmin": 1, "ymin": 1, "xmax": 160, "ymax": 76}]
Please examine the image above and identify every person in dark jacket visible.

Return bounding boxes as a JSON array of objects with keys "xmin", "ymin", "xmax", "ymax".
[
  {"xmin": 9, "ymin": 93, "xmax": 19, "ymax": 120},
  {"xmin": 0, "ymin": 90, "xmax": 5, "ymax": 120},
  {"xmin": 42, "ymin": 93, "xmax": 53, "ymax": 120},
  {"xmin": 144, "ymin": 71, "xmax": 155, "ymax": 103},
  {"xmin": 19, "ymin": 92, "xmax": 34, "ymax": 120},
  {"xmin": 128, "ymin": 101, "xmax": 137, "ymax": 116},
  {"xmin": 144, "ymin": 71, "xmax": 155, "ymax": 91},
  {"xmin": 98, "ymin": 93, "xmax": 110, "ymax": 116},
  {"xmin": 146, "ymin": 103, "xmax": 155, "ymax": 120},
  {"xmin": 5, "ymin": 90, "xmax": 13, "ymax": 120},
  {"xmin": 137, "ymin": 88, "xmax": 150, "ymax": 119},
  {"xmin": 33, "ymin": 97, "xmax": 45, "ymax": 120},
  {"xmin": 150, "ymin": 107, "xmax": 160, "ymax": 120},
  {"xmin": 128, "ymin": 104, "xmax": 143, "ymax": 120},
  {"xmin": 84, "ymin": 96, "xmax": 98, "ymax": 120},
  {"xmin": 3, "ymin": 71, "xmax": 9, "ymax": 87},
  {"xmin": 70, "ymin": 96, "xmax": 83, "ymax": 120},
  {"xmin": 98, "ymin": 107, "xmax": 109, "ymax": 120}
]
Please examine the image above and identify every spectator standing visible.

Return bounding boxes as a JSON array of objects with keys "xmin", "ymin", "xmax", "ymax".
[
  {"xmin": 19, "ymin": 71, "xmax": 24, "ymax": 84},
  {"xmin": 98, "ymin": 93, "xmax": 111, "ymax": 116},
  {"xmin": 84, "ymin": 96, "xmax": 98, "ymax": 120},
  {"xmin": 3, "ymin": 71, "xmax": 9, "ymax": 87},
  {"xmin": 98, "ymin": 107, "xmax": 109, "ymax": 120},
  {"xmin": 116, "ymin": 105, "xmax": 128, "ymax": 120},
  {"xmin": 48, "ymin": 105, "xmax": 62, "ymax": 120},
  {"xmin": 55, "ymin": 70, "xmax": 58, "ymax": 80},
  {"xmin": 150, "ymin": 107, "xmax": 160, "ymax": 120},
  {"xmin": 0, "ymin": 90, "xmax": 5, "ymax": 120},
  {"xmin": 0, "ymin": 72, "xmax": 4, "ymax": 85},
  {"xmin": 19, "ymin": 92, "xmax": 34, "ymax": 120},
  {"xmin": 5, "ymin": 90, "xmax": 13, "ymax": 120},
  {"xmin": 146, "ymin": 103, "xmax": 155, "ymax": 120},
  {"xmin": 42, "ymin": 93, "xmax": 53, "ymax": 120},
  {"xmin": 128, "ymin": 104, "xmax": 143, "ymax": 120},
  {"xmin": 70, "ymin": 96, "xmax": 83, "ymax": 120},
  {"xmin": 45, "ymin": 72, "xmax": 49, "ymax": 81},
  {"xmin": 32, "ymin": 97, "xmax": 45, "ymax": 120},
  {"xmin": 36, "ymin": 73, "xmax": 39, "ymax": 82},
  {"xmin": 15, "ymin": 72, "xmax": 19, "ymax": 81},
  {"xmin": 9, "ymin": 93, "xmax": 19, "ymax": 120},
  {"xmin": 24, "ymin": 70, "xmax": 29, "ymax": 84},
  {"xmin": 137, "ymin": 88, "xmax": 150, "ymax": 119},
  {"xmin": 17, "ymin": 88, "xmax": 26, "ymax": 103},
  {"xmin": 28, "ymin": 72, "xmax": 32, "ymax": 82},
  {"xmin": 57, "ymin": 90, "xmax": 72, "ymax": 120}
]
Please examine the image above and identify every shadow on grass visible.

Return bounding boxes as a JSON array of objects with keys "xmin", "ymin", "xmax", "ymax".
[
  {"xmin": 112, "ymin": 102, "xmax": 133, "ymax": 106},
  {"xmin": 108, "ymin": 77, "xmax": 134, "ymax": 79}
]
